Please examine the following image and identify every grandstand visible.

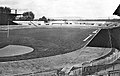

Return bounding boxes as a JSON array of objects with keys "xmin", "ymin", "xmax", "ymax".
[{"xmin": 0, "ymin": 3, "xmax": 120, "ymax": 76}]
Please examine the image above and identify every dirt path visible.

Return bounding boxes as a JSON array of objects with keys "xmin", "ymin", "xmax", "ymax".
[{"xmin": 0, "ymin": 47, "xmax": 110, "ymax": 75}]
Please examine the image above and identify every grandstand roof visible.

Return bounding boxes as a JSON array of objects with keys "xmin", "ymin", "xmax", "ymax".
[{"xmin": 113, "ymin": 4, "xmax": 120, "ymax": 16}]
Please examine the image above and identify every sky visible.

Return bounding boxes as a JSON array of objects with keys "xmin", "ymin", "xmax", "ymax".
[{"xmin": 1, "ymin": 0, "xmax": 120, "ymax": 19}]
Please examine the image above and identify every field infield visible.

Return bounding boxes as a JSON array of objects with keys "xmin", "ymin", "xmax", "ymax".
[{"xmin": 0, "ymin": 26, "xmax": 97, "ymax": 62}]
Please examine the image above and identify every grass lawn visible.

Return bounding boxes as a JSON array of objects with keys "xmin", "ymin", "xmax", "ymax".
[{"xmin": 0, "ymin": 27, "xmax": 96, "ymax": 62}]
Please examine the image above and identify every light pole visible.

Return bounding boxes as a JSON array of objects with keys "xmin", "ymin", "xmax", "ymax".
[{"xmin": 7, "ymin": 19, "xmax": 10, "ymax": 38}]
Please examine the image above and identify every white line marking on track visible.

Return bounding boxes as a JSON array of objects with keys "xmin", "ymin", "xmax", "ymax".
[
  {"xmin": 83, "ymin": 34, "xmax": 93, "ymax": 41},
  {"xmin": 83, "ymin": 29, "xmax": 101, "ymax": 48},
  {"xmin": 92, "ymin": 30, "xmax": 98, "ymax": 33}
]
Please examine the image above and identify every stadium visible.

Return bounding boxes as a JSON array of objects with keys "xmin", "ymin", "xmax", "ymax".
[{"xmin": 0, "ymin": 2, "xmax": 120, "ymax": 76}]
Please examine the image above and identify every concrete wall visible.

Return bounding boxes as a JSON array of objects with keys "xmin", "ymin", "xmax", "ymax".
[{"xmin": 87, "ymin": 26, "xmax": 120, "ymax": 51}]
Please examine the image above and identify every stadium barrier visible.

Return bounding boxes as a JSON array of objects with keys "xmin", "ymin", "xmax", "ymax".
[
  {"xmin": 91, "ymin": 48, "xmax": 120, "ymax": 66},
  {"xmin": 80, "ymin": 48, "xmax": 120, "ymax": 76},
  {"xmin": 56, "ymin": 48, "xmax": 120, "ymax": 76}
]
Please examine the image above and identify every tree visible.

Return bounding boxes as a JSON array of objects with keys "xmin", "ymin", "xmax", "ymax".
[
  {"xmin": 0, "ymin": 7, "xmax": 12, "ymax": 25},
  {"xmin": 0, "ymin": 7, "xmax": 11, "ymax": 13},
  {"xmin": 22, "ymin": 11, "xmax": 35, "ymax": 21},
  {"xmin": 39, "ymin": 16, "xmax": 48, "ymax": 23}
]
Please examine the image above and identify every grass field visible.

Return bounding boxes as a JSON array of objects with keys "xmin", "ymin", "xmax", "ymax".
[
  {"xmin": 0, "ymin": 26, "xmax": 97, "ymax": 62},
  {"xmin": 0, "ymin": 25, "xmax": 113, "ymax": 75}
]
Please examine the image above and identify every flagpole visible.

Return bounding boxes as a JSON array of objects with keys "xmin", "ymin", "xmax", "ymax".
[{"xmin": 7, "ymin": 19, "xmax": 9, "ymax": 38}]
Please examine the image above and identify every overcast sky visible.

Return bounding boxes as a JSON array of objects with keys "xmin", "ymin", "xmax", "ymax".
[{"xmin": 1, "ymin": 0, "xmax": 120, "ymax": 19}]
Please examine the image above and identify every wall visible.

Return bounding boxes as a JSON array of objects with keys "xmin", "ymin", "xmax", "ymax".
[{"xmin": 87, "ymin": 26, "xmax": 120, "ymax": 51}]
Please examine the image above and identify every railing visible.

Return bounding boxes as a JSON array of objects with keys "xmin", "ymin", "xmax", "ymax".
[
  {"xmin": 91, "ymin": 48, "xmax": 120, "ymax": 66},
  {"xmin": 81, "ymin": 48, "xmax": 120, "ymax": 76}
]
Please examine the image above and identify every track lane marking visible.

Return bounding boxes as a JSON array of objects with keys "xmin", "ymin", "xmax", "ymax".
[
  {"xmin": 83, "ymin": 29, "xmax": 101, "ymax": 48},
  {"xmin": 92, "ymin": 30, "xmax": 98, "ymax": 33},
  {"xmin": 83, "ymin": 34, "xmax": 93, "ymax": 41},
  {"xmin": 83, "ymin": 29, "xmax": 98, "ymax": 42}
]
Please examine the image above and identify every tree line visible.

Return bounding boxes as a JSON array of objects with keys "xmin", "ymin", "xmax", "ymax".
[
  {"xmin": 0, "ymin": 7, "xmax": 11, "ymax": 14},
  {"xmin": 0, "ymin": 6, "xmax": 51, "ymax": 22},
  {"xmin": 16, "ymin": 12, "xmax": 50, "ymax": 22}
]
